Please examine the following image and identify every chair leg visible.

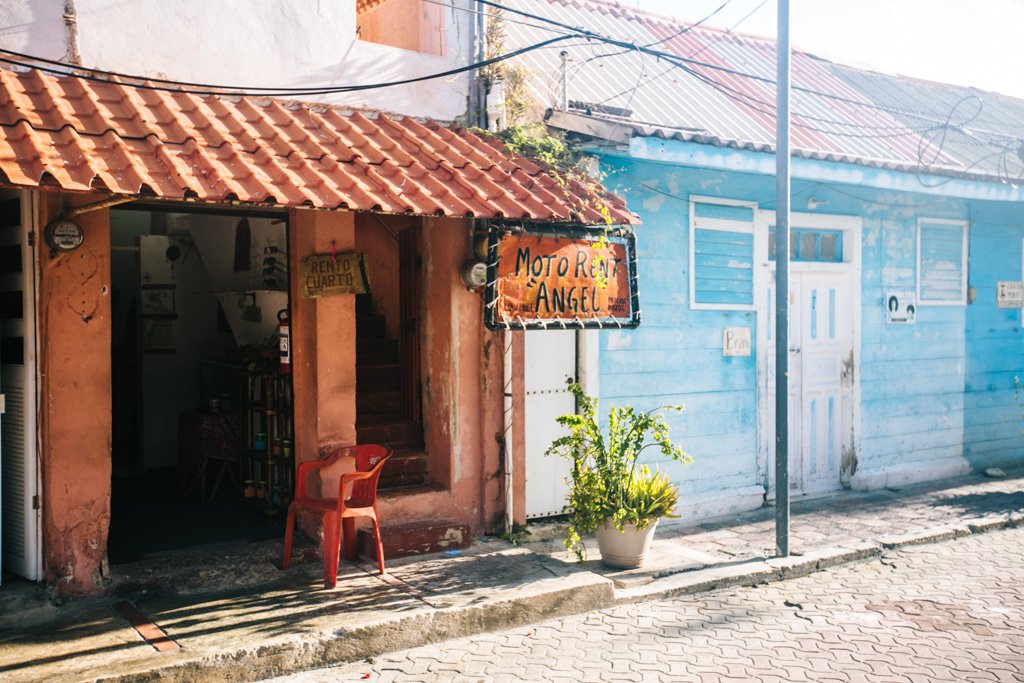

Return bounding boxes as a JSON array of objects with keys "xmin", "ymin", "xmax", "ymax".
[
  {"xmin": 342, "ymin": 517, "xmax": 357, "ymax": 562},
  {"xmin": 323, "ymin": 514, "xmax": 341, "ymax": 589},
  {"xmin": 282, "ymin": 508, "xmax": 296, "ymax": 570},
  {"xmin": 371, "ymin": 518, "xmax": 385, "ymax": 575}
]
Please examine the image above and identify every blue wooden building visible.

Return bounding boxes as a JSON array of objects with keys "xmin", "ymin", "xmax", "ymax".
[{"xmin": 507, "ymin": 0, "xmax": 1024, "ymax": 520}]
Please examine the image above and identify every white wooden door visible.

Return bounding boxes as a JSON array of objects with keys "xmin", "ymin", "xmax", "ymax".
[
  {"xmin": 524, "ymin": 330, "xmax": 575, "ymax": 519},
  {"xmin": 0, "ymin": 195, "xmax": 40, "ymax": 581},
  {"xmin": 764, "ymin": 271, "xmax": 850, "ymax": 496},
  {"xmin": 797, "ymin": 274, "xmax": 849, "ymax": 494}
]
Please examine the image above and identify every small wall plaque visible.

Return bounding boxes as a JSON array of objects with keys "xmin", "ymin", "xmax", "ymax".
[
  {"xmin": 997, "ymin": 281, "xmax": 1024, "ymax": 309},
  {"xmin": 885, "ymin": 290, "xmax": 916, "ymax": 324},
  {"xmin": 723, "ymin": 327, "xmax": 751, "ymax": 356}
]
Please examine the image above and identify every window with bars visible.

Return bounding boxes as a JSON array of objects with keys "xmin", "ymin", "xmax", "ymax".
[{"xmin": 768, "ymin": 228, "xmax": 844, "ymax": 263}]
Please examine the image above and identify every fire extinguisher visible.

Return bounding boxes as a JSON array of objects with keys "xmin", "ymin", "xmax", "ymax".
[{"xmin": 277, "ymin": 308, "xmax": 291, "ymax": 374}]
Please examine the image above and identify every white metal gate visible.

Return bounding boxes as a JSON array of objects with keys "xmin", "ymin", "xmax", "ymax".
[
  {"xmin": 0, "ymin": 194, "xmax": 40, "ymax": 581},
  {"xmin": 524, "ymin": 330, "xmax": 575, "ymax": 519}
]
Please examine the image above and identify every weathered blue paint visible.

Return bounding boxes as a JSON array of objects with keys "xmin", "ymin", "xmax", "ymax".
[
  {"xmin": 593, "ymin": 150, "xmax": 1024, "ymax": 509},
  {"xmin": 963, "ymin": 203, "xmax": 1024, "ymax": 470}
]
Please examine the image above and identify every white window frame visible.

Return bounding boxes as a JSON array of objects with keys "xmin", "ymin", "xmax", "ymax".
[
  {"xmin": 689, "ymin": 195, "xmax": 757, "ymax": 311},
  {"xmin": 916, "ymin": 217, "xmax": 969, "ymax": 306}
]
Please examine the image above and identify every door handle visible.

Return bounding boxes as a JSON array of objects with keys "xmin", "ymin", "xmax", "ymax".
[{"xmin": 789, "ymin": 347, "xmax": 801, "ymax": 354}]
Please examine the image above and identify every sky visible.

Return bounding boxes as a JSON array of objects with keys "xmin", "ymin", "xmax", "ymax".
[{"xmin": 619, "ymin": 0, "xmax": 1024, "ymax": 100}]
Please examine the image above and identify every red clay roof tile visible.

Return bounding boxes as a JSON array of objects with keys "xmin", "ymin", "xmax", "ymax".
[{"xmin": 0, "ymin": 67, "xmax": 635, "ymax": 224}]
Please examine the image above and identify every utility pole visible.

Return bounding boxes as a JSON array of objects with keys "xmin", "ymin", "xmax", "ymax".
[{"xmin": 774, "ymin": 0, "xmax": 791, "ymax": 557}]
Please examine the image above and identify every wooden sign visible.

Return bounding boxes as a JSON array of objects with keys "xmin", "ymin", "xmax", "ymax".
[
  {"xmin": 484, "ymin": 230, "xmax": 639, "ymax": 330},
  {"xmin": 300, "ymin": 252, "xmax": 368, "ymax": 298}
]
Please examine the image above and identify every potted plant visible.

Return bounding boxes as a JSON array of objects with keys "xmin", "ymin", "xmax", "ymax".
[{"xmin": 546, "ymin": 383, "xmax": 692, "ymax": 568}]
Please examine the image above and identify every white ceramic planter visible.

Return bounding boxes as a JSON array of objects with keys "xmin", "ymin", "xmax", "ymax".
[{"xmin": 596, "ymin": 518, "xmax": 659, "ymax": 569}]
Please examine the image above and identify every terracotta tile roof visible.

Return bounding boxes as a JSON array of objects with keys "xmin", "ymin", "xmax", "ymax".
[{"xmin": 0, "ymin": 67, "xmax": 636, "ymax": 225}]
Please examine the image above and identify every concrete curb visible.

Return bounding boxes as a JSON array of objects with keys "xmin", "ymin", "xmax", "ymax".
[
  {"xmin": 93, "ymin": 571, "xmax": 615, "ymax": 683},
  {"xmin": 614, "ymin": 512, "xmax": 1023, "ymax": 607}
]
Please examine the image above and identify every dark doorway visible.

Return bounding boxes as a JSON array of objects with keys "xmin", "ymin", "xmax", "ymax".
[{"xmin": 108, "ymin": 207, "xmax": 292, "ymax": 564}]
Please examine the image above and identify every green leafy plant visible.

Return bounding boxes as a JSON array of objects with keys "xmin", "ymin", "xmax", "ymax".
[
  {"xmin": 545, "ymin": 384, "xmax": 692, "ymax": 561},
  {"xmin": 496, "ymin": 124, "xmax": 576, "ymax": 171}
]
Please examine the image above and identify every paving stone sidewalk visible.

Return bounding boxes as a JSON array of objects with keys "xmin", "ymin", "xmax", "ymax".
[
  {"xmin": 0, "ymin": 468, "xmax": 1021, "ymax": 683},
  {"xmin": 273, "ymin": 525, "xmax": 1024, "ymax": 682},
  {"xmin": 527, "ymin": 467, "xmax": 1024, "ymax": 600}
]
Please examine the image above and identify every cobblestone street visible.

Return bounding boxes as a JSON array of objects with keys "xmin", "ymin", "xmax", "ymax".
[{"xmin": 270, "ymin": 526, "xmax": 1024, "ymax": 682}]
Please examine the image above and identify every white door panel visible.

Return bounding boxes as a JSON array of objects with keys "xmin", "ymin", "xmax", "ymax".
[{"xmin": 524, "ymin": 330, "xmax": 575, "ymax": 519}]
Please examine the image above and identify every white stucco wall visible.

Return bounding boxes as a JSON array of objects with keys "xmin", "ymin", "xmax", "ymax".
[
  {"xmin": 0, "ymin": 0, "xmax": 472, "ymax": 122},
  {"xmin": 0, "ymin": 1, "xmax": 67, "ymax": 62}
]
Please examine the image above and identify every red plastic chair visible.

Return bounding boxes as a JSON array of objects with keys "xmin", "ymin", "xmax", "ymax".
[{"xmin": 282, "ymin": 445, "xmax": 392, "ymax": 588}]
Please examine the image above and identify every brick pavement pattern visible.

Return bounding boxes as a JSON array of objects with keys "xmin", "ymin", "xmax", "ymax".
[{"xmin": 270, "ymin": 526, "xmax": 1024, "ymax": 683}]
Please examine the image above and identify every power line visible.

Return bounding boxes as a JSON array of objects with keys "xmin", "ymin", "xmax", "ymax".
[
  {"xmin": 687, "ymin": 0, "xmax": 770, "ymax": 60},
  {"xmin": 0, "ymin": 34, "xmax": 578, "ymax": 97},
  {"xmin": 643, "ymin": 0, "xmax": 736, "ymax": 48}
]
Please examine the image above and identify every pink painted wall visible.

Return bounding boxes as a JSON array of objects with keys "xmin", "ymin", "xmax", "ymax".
[
  {"xmin": 378, "ymin": 216, "xmax": 505, "ymax": 533},
  {"xmin": 354, "ymin": 213, "xmax": 410, "ymax": 339},
  {"xmin": 288, "ymin": 208, "xmax": 358, "ymax": 463},
  {"xmin": 37, "ymin": 192, "xmax": 113, "ymax": 595}
]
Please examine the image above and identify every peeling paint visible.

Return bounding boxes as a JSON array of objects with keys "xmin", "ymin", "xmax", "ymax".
[{"xmin": 642, "ymin": 193, "xmax": 666, "ymax": 212}]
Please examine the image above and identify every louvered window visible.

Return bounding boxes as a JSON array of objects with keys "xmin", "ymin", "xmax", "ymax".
[
  {"xmin": 917, "ymin": 218, "xmax": 968, "ymax": 305},
  {"xmin": 690, "ymin": 198, "xmax": 755, "ymax": 310}
]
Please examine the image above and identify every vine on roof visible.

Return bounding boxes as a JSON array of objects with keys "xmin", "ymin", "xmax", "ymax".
[{"xmin": 481, "ymin": 6, "xmax": 535, "ymax": 127}]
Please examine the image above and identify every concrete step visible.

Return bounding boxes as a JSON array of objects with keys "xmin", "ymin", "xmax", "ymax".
[
  {"xmin": 357, "ymin": 362, "xmax": 400, "ymax": 390},
  {"xmin": 378, "ymin": 451, "xmax": 429, "ymax": 489},
  {"xmin": 357, "ymin": 389, "xmax": 402, "ymax": 416},
  {"xmin": 356, "ymin": 313, "xmax": 387, "ymax": 339},
  {"xmin": 356, "ymin": 418, "xmax": 423, "ymax": 447},
  {"xmin": 358, "ymin": 518, "xmax": 471, "ymax": 559},
  {"xmin": 357, "ymin": 337, "xmax": 399, "ymax": 365}
]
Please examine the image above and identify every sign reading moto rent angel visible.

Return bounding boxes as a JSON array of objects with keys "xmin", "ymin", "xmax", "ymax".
[{"xmin": 484, "ymin": 229, "xmax": 640, "ymax": 330}]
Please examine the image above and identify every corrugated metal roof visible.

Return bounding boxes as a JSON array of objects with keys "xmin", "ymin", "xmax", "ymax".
[
  {"xmin": 505, "ymin": 0, "xmax": 1024, "ymax": 183},
  {"xmin": 0, "ymin": 67, "xmax": 635, "ymax": 225}
]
